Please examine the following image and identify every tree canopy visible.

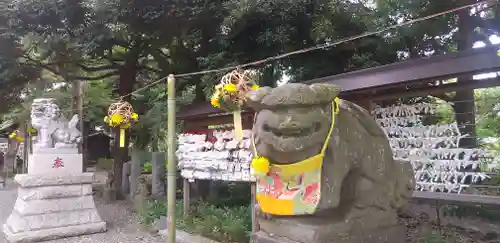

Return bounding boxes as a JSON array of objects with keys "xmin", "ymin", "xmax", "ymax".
[{"xmin": 2, "ymin": 0, "xmax": 500, "ymax": 195}]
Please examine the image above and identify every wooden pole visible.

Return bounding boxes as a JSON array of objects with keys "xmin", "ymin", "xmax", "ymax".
[
  {"xmin": 22, "ymin": 124, "xmax": 28, "ymax": 173},
  {"xmin": 183, "ymin": 179, "xmax": 190, "ymax": 216},
  {"xmin": 166, "ymin": 74, "xmax": 177, "ymax": 243},
  {"xmin": 251, "ymin": 183, "xmax": 259, "ymax": 232}
]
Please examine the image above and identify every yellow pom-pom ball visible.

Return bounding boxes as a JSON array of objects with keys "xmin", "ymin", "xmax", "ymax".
[
  {"xmin": 223, "ymin": 84, "xmax": 238, "ymax": 93},
  {"xmin": 251, "ymin": 84, "xmax": 260, "ymax": 90},
  {"xmin": 251, "ymin": 157, "xmax": 270, "ymax": 176}
]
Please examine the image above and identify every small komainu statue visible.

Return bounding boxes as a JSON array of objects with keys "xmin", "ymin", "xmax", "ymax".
[
  {"xmin": 247, "ymin": 83, "xmax": 415, "ymax": 243},
  {"xmin": 30, "ymin": 98, "xmax": 82, "ymax": 152}
]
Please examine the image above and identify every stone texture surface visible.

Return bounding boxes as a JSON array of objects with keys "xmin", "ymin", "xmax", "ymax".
[
  {"xmin": 121, "ymin": 162, "xmax": 131, "ymax": 195},
  {"xmin": 255, "ymin": 211, "xmax": 402, "ymax": 243},
  {"xmin": 251, "ymin": 226, "xmax": 406, "ymax": 243},
  {"xmin": 17, "ymin": 184, "xmax": 93, "ymax": 201},
  {"xmin": 14, "ymin": 173, "xmax": 95, "ymax": 188},
  {"xmin": 4, "ymin": 222, "xmax": 106, "ymax": 243},
  {"xmin": 129, "ymin": 152, "xmax": 141, "ymax": 200},
  {"xmin": 0, "ymin": 180, "xmax": 167, "ymax": 243},
  {"xmin": 13, "ymin": 195, "xmax": 97, "ymax": 215},
  {"xmin": 151, "ymin": 152, "xmax": 166, "ymax": 197},
  {"xmin": 28, "ymin": 154, "xmax": 83, "ymax": 175},
  {"xmin": 6, "ymin": 208, "xmax": 103, "ymax": 233},
  {"xmin": 159, "ymin": 228, "xmax": 219, "ymax": 243}
]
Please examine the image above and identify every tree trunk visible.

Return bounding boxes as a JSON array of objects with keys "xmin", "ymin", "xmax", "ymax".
[
  {"xmin": 5, "ymin": 139, "xmax": 19, "ymax": 175},
  {"xmin": 112, "ymin": 53, "xmax": 138, "ymax": 200},
  {"xmin": 72, "ymin": 80, "xmax": 85, "ymax": 166},
  {"xmin": 5, "ymin": 125, "xmax": 24, "ymax": 175}
]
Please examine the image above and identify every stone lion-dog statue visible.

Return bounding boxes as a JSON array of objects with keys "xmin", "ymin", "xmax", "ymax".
[
  {"xmin": 30, "ymin": 98, "xmax": 82, "ymax": 151},
  {"xmin": 247, "ymin": 83, "xmax": 415, "ymax": 243}
]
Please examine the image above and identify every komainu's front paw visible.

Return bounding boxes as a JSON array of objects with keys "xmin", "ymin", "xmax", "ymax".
[{"xmin": 254, "ymin": 203, "xmax": 273, "ymax": 220}]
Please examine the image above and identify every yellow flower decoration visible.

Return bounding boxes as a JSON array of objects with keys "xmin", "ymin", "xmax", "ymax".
[
  {"xmin": 251, "ymin": 156, "xmax": 270, "ymax": 176},
  {"xmin": 211, "ymin": 98, "xmax": 220, "ymax": 108},
  {"xmin": 251, "ymin": 84, "xmax": 260, "ymax": 90},
  {"xmin": 9, "ymin": 131, "xmax": 23, "ymax": 142},
  {"xmin": 8, "ymin": 132, "xmax": 16, "ymax": 139},
  {"xmin": 110, "ymin": 113, "xmax": 124, "ymax": 126},
  {"xmin": 223, "ymin": 84, "xmax": 238, "ymax": 93},
  {"xmin": 210, "ymin": 90, "xmax": 221, "ymax": 108},
  {"xmin": 131, "ymin": 112, "xmax": 139, "ymax": 121}
]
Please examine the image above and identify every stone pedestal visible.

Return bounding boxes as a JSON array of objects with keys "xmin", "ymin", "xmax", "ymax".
[
  {"xmin": 3, "ymin": 173, "xmax": 106, "ymax": 242},
  {"xmin": 251, "ymin": 211, "xmax": 405, "ymax": 243},
  {"xmin": 3, "ymin": 148, "xmax": 106, "ymax": 242},
  {"xmin": 252, "ymin": 226, "xmax": 405, "ymax": 243}
]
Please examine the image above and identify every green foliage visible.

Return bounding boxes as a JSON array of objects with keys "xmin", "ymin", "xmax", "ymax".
[
  {"xmin": 475, "ymin": 87, "xmax": 500, "ymax": 138},
  {"xmin": 432, "ymin": 87, "xmax": 500, "ymax": 142},
  {"xmin": 142, "ymin": 200, "xmax": 252, "ymax": 243},
  {"xmin": 433, "ymin": 101, "xmax": 455, "ymax": 125},
  {"xmin": 205, "ymin": 182, "xmax": 252, "ymax": 208},
  {"xmin": 142, "ymin": 162, "xmax": 152, "ymax": 174},
  {"xmin": 442, "ymin": 204, "xmax": 500, "ymax": 222},
  {"xmin": 2, "ymin": 0, "xmax": 500, "ymax": 152}
]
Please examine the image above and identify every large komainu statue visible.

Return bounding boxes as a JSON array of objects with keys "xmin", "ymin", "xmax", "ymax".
[
  {"xmin": 31, "ymin": 98, "xmax": 82, "ymax": 152},
  {"xmin": 247, "ymin": 83, "xmax": 415, "ymax": 243}
]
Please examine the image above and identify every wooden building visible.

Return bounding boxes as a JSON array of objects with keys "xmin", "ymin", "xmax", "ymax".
[{"xmin": 86, "ymin": 131, "xmax": 112, "ymax": 162}]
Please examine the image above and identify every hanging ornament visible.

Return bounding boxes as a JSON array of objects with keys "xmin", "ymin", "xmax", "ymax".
[
  {"xmin": 210, "ymin": 69, "xmax": 259, "ymax": 140},
  {"xmin": 104, "ymin": 100, "xmax": 139, "ymax": 148},
  {"xmin": 8, "ymin": 130, "xmax": 24, "ymax": 143}
]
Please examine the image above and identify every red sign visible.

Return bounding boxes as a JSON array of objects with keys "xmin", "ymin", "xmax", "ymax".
[{"xmin": 53, "ymin": 157, "xmax": 64, "ymax": 168}]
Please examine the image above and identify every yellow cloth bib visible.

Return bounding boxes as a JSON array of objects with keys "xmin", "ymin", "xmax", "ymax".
[{"xmin": 253, "ymin": 98, "xmax": 340, "ymax": 215}]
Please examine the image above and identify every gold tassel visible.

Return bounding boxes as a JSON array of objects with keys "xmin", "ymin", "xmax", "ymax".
[
  {"xmin": 119, "ymin": 128, "xmax": 125, "ymax": 148},
  {"xmin": 233, "ymin": 109, "xmax": 243, "ymax": 141}
]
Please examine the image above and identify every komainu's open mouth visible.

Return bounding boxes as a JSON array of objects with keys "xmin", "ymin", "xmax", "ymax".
[{"xmin": 263, "ymin": 122, "xmax": 321, "ymax": 138}]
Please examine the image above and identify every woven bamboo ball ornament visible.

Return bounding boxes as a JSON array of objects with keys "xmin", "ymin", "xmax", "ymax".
[
  {"xmin": 107, "ymin": 101, "xmax": 133, "ymax": 126},
  {"xmin": 210, "ymin": 69, "xmax": 259, "ymax": 140},
  {"xmin": 104, "ymin": 100, "xmax": 138, "ymax": 148}
]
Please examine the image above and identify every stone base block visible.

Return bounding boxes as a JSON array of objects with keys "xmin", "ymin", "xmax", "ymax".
[
  {"xmin": 28, "ymin": 153, "xmax": 82, "ymax": 175},
  {"xmin": 3, "ymin": 173, "xmax": 106, "ymax": 242},
  {"xmin": 251, "ymin": 225, "xmax": 406, "ymax": 243},
  {"xmin": 3, "ymin": 222, "xmax": 106, "ymax": 243},
  {"xmin": 253, "ymin": 211, "xmax": 405, "ymax": 243}
]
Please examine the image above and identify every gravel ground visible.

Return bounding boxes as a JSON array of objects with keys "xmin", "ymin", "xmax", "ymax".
[{"xmin": 0, "ymin": 180, "xmax": 165, "ymax": 243}]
